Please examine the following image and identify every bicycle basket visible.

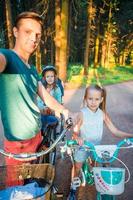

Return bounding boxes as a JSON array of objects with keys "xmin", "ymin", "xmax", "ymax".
[
  {"xmin": 93, "ymin": 167, "xmax": 125, "ymax": 195},
  {"xmin": 0, "ymin": 163, "xmax": 55, "ymax": 200}
]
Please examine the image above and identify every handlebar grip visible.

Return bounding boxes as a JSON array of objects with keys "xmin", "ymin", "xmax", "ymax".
[
  {"xmin": 60, "ymin": 113, "xmax": 73, "ymax": 128},
  {"xmin": 128, "ymin": 138, "xmax": 133, "ymax": 142},
  {"xmin": 66, "ymin": 117, "xmax": 73, "ymax": 128}
]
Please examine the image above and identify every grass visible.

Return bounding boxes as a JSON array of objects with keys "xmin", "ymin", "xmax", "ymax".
[{"xmin": 65, "ymin": 64, "xmax": 133, "ymax": 89}]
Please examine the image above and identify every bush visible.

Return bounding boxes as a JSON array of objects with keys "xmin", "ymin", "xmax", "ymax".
[{"xmin": 67, "ymin": 64, "xmax": 83, "ymax": 80}]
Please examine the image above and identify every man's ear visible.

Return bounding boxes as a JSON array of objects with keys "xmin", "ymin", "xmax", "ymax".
[{"xmin": 13, "ymin": 27, "xmax": 18, "ymax": 38}]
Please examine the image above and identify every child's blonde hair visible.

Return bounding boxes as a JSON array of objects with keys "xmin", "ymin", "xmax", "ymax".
[{"xmin": 83, "ymin": 84, "xmax": 106, "ymax": 112}]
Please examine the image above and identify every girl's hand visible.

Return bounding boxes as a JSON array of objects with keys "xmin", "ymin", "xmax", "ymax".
[
  {"xmin": 76, "ymin": 137, "xmax": 84, "ymax": 146},
  {"xmin": 72, "ymin": 133, "xmax": 83, "ymax": 146}
]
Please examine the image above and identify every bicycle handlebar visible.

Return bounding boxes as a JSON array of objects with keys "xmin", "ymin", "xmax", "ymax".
[
  {"xmin": 0, "ymin": 117, "xmax": 73, "ymax": 160},
  {"xmin": 65, "ymin": 138, "xmax": 133, "ymax": 163}
]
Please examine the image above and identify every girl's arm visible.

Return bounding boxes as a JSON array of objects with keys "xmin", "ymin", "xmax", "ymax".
[
  {"xmin": 72, "ymin": 112, "xmax": 84, "ymax": 145},
  {"xmin": 54, "ymin": 86, "xmax": 62, "ymax": 104},
  {"xmin": 104, "ymin": 112, "xmax": 133, "ymax": 138},
  {"xmin": 37, "ymin": 81, "xmax": 69, "ymax": 119}
]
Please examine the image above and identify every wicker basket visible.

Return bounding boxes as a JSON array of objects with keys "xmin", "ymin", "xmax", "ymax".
[{"xmin": 0, "ymin": 163, "xmax": 55, "ymax": 200}]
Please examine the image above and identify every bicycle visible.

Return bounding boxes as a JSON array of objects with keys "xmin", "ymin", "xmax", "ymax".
[
  {"xmin": 37, "ymin": 113, "xmax": 65, "ymax": 165},
  {"xmin": 60, "ymin": 137, "xmax": 133, "ymax": 200},
  {"xmin": 0, "ymin": 117, "xmax": 73, "ymax": 200}
]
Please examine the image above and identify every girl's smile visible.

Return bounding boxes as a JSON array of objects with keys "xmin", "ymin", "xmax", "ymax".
[
  {"xmin": 86, "ymin": 89, "xmax": 103, "ymax": 112},
  {"xmin": 45, "ymin": 71, "xmax": 55, "ymax": 85}
]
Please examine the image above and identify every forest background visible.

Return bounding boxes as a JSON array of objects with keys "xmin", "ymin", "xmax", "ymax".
[{"xmin": 0, "ymin": 0, "xmax": 133, "ymax": 88}]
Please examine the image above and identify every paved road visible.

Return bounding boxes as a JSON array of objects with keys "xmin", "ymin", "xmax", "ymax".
[{"xmin": 0, "ymin": 81, "xmax": 133, "ymax": 199}]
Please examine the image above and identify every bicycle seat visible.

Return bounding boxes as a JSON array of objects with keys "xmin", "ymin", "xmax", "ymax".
[
  {"xmin": 46, "ymin": 120, "xmax": 58, "ymax": 128},
  {"xmin": 41, "ymin": 115, "xmax": 58, "ymax": 131}
]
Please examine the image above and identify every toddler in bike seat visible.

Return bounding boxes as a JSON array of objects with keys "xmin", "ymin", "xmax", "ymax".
[{"xmin": 37, "ymin": 65, "xmax": 63, "ymax": 132}]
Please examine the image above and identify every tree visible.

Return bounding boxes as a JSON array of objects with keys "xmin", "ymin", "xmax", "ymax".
[
  {"xmin": 36, "ymin": 44, "xmax": 42, "ymax": 73},
  {"xmin": 83, "ymin": 0, "xmax": 96, "ymax": 75},
  {"xmin": 5, "ymin": 0, "xmax": 14, "ymax": 48},
  {"xmin": 115, "ymin": 0, "xmax": 133, "ymax": 66},
  {"xmin": 55, "ymin": 0, "xmax": 69, "ymax": 81},
  {"xmin": 55, "ymin": 0, "xmax": 62, "ymax": 71},
  {"xmin": 83, "ymin": 0, "xmax": 93, "ymax": 75}
]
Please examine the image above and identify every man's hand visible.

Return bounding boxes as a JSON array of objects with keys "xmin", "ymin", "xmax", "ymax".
[{"xmin": 62, "ymin": 108, "xmax": 69, "ymax": 121}]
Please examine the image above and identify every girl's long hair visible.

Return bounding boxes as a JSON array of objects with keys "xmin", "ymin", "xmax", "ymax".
[{"xmin": 83, "ymin": 84, "xmax": 107, "ymax": 112}]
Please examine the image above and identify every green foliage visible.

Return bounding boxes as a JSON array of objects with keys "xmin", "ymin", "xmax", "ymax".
[
  {"xmin": 1, "ymin": 0, "xmax": 132, "ymax": 72},
  {"xmin": 67, "ymin": 64, "xmax": 83, "ymax": 80},
  {"xmin": 116, "ymin": 65, "xmax": 133, "ymax": 74},
  {"xmin": 66, "ymin": 65, "xmax": 133, "ymax": 88}
]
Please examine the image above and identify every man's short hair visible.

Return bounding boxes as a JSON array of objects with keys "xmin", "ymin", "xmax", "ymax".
[{"xmin": 15, "ymin": 11, "xmax": 43, "ymax": 28}]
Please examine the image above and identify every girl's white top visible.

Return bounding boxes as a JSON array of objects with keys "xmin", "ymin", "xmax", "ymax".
[{"xmin": 80, "ymin": 107, "xmax": 103, "ymax": 145}]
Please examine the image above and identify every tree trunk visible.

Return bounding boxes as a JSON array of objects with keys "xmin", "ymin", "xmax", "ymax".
[
  {"xmin": 122, "ymin": 51, "xmax": 126, "ymax": 66},
  {"xmin": 55, "ymin": 0, "xmax": 61, "ymax": 72},
  {"xmin": 101, "ymin": 42, "xmax": 106, "ymax": 68},
  {"xmin": 58, "ymin": 0, "xmax": 69, "ymax": 81},
  {"xmin": 5, "ymin": 0, "xmax": 14, "ymax": 49},
  {"xmin": 83, "ymin": 0, "xmax": 93, "ymax": 76},
  {"xmin": 130, "ymin": 51, "xmax": 133, "ymax": 66},
  {"xmin": 94, "ymin": 35, "xmax": 100, "ymax": 68},
  {"xmin": 67, "ymin": 0, "xmax": 72, "ymax": 62},
  {"xmin": 35, "ymin": 45, "xmax": 42, "ymax": 73},
  {"xmin": 104, "ymin": 3, "xmax": 112, "ymax": 68},
  {"xmin": 51, "ymin": 37, "xmax": 54, "ymax": 65}
]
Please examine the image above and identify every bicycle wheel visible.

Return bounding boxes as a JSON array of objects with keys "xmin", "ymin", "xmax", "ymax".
[
  {"xmin": 47, "ymin": 125, "xmax": 57, "ymax": 165},
  {"xmin": 54, "ymin": 157, "xmax": 72, "ymax": 198},
  {"xmin": 48, "ymin": 146, "xmax": 56, "ymax": 165},
  {"xmin": 37, "ymin": 146, "xmax": 49, "ymax": 164},
  {"xmin": 36, "ymin": 123, "xmax": 57, "ymax": 165},
  {"xmin": 81, "ymin": 160, "xmax": 94, "ymax": 185}
]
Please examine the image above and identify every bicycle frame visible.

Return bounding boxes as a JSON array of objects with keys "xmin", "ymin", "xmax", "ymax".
[
  {"xmin": 63, "ymin": 138, "xmax": 133, "ymax": 200},
  {"xmin": 40, "ymin": 113, "xmax": 65, "ymax": 165},
  {"xmin": 0, "ymin": 117, "xmax": 72, "ymax": 161}
]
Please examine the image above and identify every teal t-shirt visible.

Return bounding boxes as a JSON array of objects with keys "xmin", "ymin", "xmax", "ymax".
[{"xmin": 0, "ymin": 49, "xmax": 41, "ymax": 141}]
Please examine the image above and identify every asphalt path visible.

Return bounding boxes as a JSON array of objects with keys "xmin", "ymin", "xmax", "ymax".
[{"xmin": 0, "ymin": 81, "xmax": 133, "ymax": 199}]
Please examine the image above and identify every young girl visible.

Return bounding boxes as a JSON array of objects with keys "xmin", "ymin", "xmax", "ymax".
[
  {"xmin": 42, "ymin": 65, "xmax": 63, "ymax": 104},
  {"xmin": 37, "ymin": 66, "xmax": 62, "ymax": 130},
  {"xmin": 73, "ymin": 84, "xmax": 133, "ymax": 175}
]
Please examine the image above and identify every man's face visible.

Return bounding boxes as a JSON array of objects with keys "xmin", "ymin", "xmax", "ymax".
[{"xmin": 13, "ymin": 18, "xmax": 42, "ymax": 54}]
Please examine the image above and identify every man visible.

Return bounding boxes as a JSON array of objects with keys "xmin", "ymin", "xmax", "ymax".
[{"xmin": 0, "ymin": 12, "xmax": 69, "ymax": 173}]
